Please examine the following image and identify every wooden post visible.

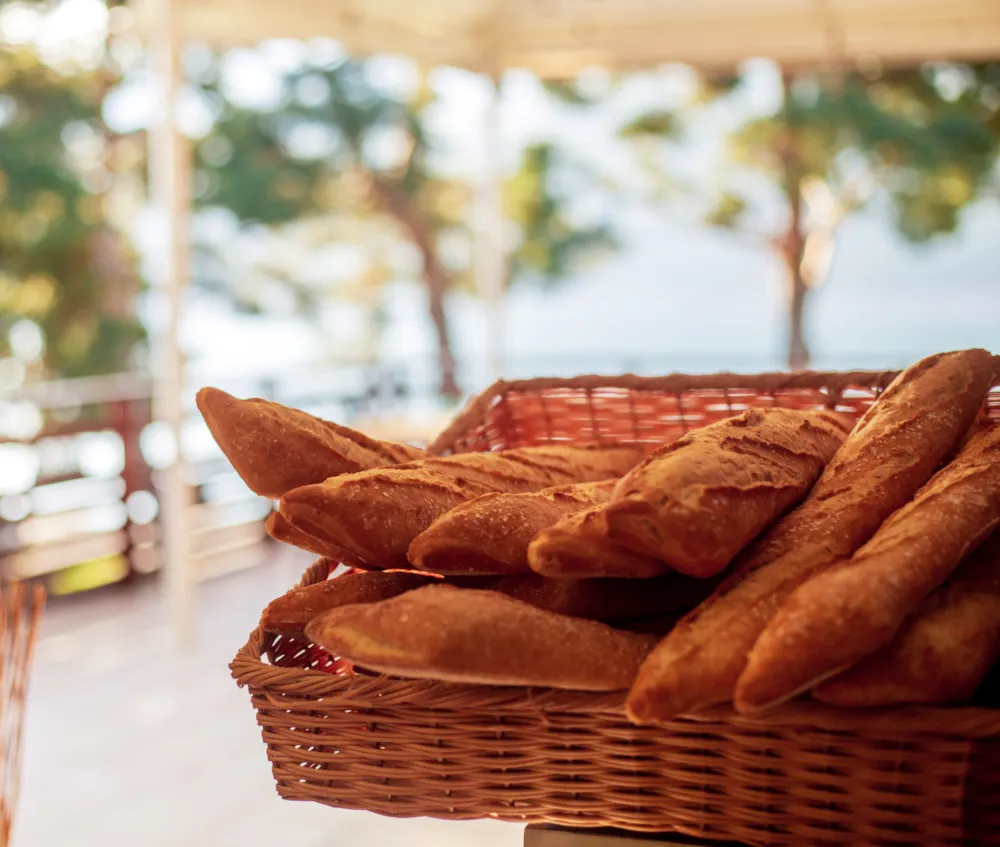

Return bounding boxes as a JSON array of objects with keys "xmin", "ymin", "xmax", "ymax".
[
  {"xmin": 476, "ymin": 73, "xmax": 506, "ymax": 384},
  {"xmin": 150, "ymin": 0, "xmax": 196, "ymax": 647}
]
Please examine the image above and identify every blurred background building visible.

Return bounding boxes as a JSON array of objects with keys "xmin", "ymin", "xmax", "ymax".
[{"xmin": 0, "ymin": 1, "xmax": 998, "ymax": 844}]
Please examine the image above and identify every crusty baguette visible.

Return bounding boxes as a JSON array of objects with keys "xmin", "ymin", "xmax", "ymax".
[
  {"xmin": 490, "ymin": 572, "xmax": 716, "ymax": 622},
  {"xmin": 304, "ymin": 584, "xmax": 657, "ymax": 691},
  {"xmin": 407, "ymin": 480, "xmax": 615, "ymax": 575},
  {"xmin": 261, "ymin": 569, "xmax": 435, "ymax": 633},
  {"xmin": 603, "ymin": 408, "xmax": 851, "ymax": 577},
  {"xmin": 813, "ymin": 529, "xmax": 1000, "ymax": 707},
  {"xmin": 196, "ymin": 387, "xmax": 425, "ymax": 499},
  {"xmin": 280, "ymin": 445, "xmax": 643, "ymax": 568},
  {"xmin": 736, "ymin": 422, "xmax": 1000, "ymax": 713},
  {"xmin": 528, "ymin": 505, "xmax": 669, "ymax": 578},
  {"xmin": 625, "ymin": 349, "xmax": 994, "ymax": 724},
  {"xmin": 265, "ymin": 512, "xmax": 372, "ymax": 569}
]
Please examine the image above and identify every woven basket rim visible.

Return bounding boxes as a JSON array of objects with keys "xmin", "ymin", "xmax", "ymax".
[
  {"xmin": 426, "ymin": 361, "xmax": 1000, "ymax": 454},
  {"xmin": 230, "ymin": 558, "xmax": 1000, "ymax": 739}
]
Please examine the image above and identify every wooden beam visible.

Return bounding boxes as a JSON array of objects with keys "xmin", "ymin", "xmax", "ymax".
[{"xmin": 150, "ymin": 0, "xmax": 197, "ymax": 649}]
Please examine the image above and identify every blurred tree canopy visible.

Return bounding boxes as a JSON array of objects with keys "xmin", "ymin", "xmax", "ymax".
[
  {"xmin": 191, "ymin": 57, "xmax": 614, "ymax": 397},
  {"xmin": 0, "ymin": 43, "xmax": 145, "ymax": 380},
  {"xmin": 3, "ymin": 0, "xmax": 997, "ymax": 390},
  {"xmin": 1, "ymin": 12, "xmax": 612, "ymax": 396},
  {"xmin": 619, "ymin": 63, "xmax": 1000, "ymax": 368}
]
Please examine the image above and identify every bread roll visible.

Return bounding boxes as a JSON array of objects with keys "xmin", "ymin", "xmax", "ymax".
[
  {"xmin": 736, "ymin": 422, "xmax": 1000, "ymax": 713},
  {"xmin": 625, "ymin": 349, "xmax": 994, "ymax": 724},
  {"xmin": 604, "ymin": 408, "xmax": 851, "ymax": 577},
  {"xmin": 304, "ymin": 584, "xmax": 657, "ymax": 691},
  {"xmin": 280, "ymin": 445, "xmax": 642, "ymax": 568},
  {"xmin": 261, "ymin": 569, "xmax": 435, "ymax": 633},
  {"xmin": 813, "ymin": 530, "xmax": 1000, "ymax": 707},
  {"xmin": 490, "ymin": 572, "xmax": 715, "ymax": 622},
  {"xmin": 197, "ymin": 387, "xmax": 424, "ymax": 499},
  {"xmin": 528, "ymin": 505, "xmax": 669, "ymax": 579},
  {"xmin": 407, "ymin": 481, "xmax": 615, "ymax": 575}
]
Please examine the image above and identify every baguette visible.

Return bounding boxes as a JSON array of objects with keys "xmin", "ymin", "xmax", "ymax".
[
  {"xmin": 280, "ymin": 445, "xmax": 643, "ymax": 568},
  {"xmin": 489, "ymin": 572, "xmax": 716, "ymax": 622},
  {"xmin": 528, "ymin": 505, "xmax": 669, "ymax": 579},
  {"xmin": 196, "ymin": 387, "xmax": 425, "ymax": 499},
  {"xmin": 814, "ymin": 530, "xmax": 1000, "ymax": 707},
  {"xmin": 737, "ymin": 422, "xmax": 1000, "ymax": 712},
  {"xmin": 604, "ymin": 408, "xmax": 852, "ymax": 577},
  {"xmin": 265, "ymin": 512, "xmax": 371, "ymax": 569},
  {"xmin": 304, "ymin": 584, "xmax": 657, "ymax": 691},
  {"xmin": 625, "ymin": 349, "xmax": 994, "ymax": 724},
  {"xmin": 407, "ymin": 480, "xmax": 615, "ymax": 575},
  {"xmin": 261, "ymin": 569, "xmax": 435, "ymax": 633}
]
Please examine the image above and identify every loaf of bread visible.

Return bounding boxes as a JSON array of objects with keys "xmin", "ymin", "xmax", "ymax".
[
  {"xmin": 407, "ymin": 481, "xmax": 615, "ymax": 575},
  {"xmin": 489, "ymin": 572, "xmax": 715, "ymax": 622},
  {"xmin": 196, "ymin": 387, "xmax": 425, "ymax": 499},
  {"xmin": 528, "ymin": 505, "xmax": 670, "ymax": 579},
  {"xmin": 625, "ymin": 348, "xmax": 994, "ymax": 724},
  {"xmin": 304, "ymin": 584, "xmax": 657, "ymax": 691},
  {"xmin": 813, "ymin": 529, "xmax": 1000, "ymax": 707},
  {"xmin": 736, "ymin": 422, "xmax": 1000, "ymax": 713},
  {"xmin": 261, "ymin": 569, "xmax": 435, "ymax": 633},
  {"xmin": 736, "ymin": 422, "xmax": 1000, "ymax": 712},
  {"xmin": 279, "ymin": 445, "xmax": 643, "ymax": 568},
  {"xmin": 604, "ymin": 408, "xmax": 852, "ymax": 577},
  {"xmin": 265, "ymin": 512, "xmax": 372, "ymax": 569}
]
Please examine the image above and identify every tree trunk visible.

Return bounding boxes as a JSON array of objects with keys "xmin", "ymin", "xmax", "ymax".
[
  {"xmin": 787, "ymin": 265, "xmax": 810, "ymax": 370},
  {"xmin": 368, "ymin": 175, "xmax": 461, "ymax": 399},
  {"xmin": 773, "ymin": 73, "xmax": 813, "ymax": 372},
  {"xmin": 774, "ymin": 157, "xmax": 811, "ymax": 370}
]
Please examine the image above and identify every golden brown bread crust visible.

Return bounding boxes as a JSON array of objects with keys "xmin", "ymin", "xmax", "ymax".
[
  {"xmin": 604, "ymin": 408, "xmax": 851, "ymax": 577},
  {"xmin": 813, "ymin": 530, "xmax": 1000, "ymax": 707},
  {"xmin": 407, "ymin": 480, "xmax": 615, "ymax": 575},
  {"xmin": 625, "ymin": 348, "xmax": 995, "ymax": 724},
  {"xmin": 304, "ymin": 584, "xmax": 657, "ymax": 691},
  {"xmin": 260, "ymin": 569, "xmax": 435, "ymax": 633},
  {"xmin": 280, "ymin": 445, "xmax": 642, "ymax": 568},
  {"xmin": 265, "ymin": 512, "xmax": 372, "ymax": 569},
  {"xmin": 528, "ymin": 505, "xmax": 670, "ymax": 578},
  {"xmin": 196, "ymin": 387, "xmax": 425, "ymax": 499},
  {"xmin": 490, "ymin": 572, "xmax": 716, "ymax": 622},
  {"xmin": 736, "ymin": 422, "xmax": 1000, "ymax": 713}
]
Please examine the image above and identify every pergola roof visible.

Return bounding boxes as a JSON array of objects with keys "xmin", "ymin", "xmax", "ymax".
[{"xmin": 154, "ymin": 0, "xmax": 1000, "ymax": 75}]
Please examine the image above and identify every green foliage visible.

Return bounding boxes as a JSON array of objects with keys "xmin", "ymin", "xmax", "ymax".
[
  {"xmin": 724, "ymin": 65, "xmax": 1000, "ymax": 240},
  {"xmin": 705, "ymin": 192, "xmax": 748, "ymax": 230},
  {"xmin": 194, "ymin": 57, "xmax": 618, "ymax": 305},
  {"xmin": 0, "ymin": 46, "xmax": 145, "ymax": 379},
  {"xmin": 618, "ymin": 110, "xmax": 681, "ymax": 139},
  {"xmin": 506, "ymin": 143, "xmax": 615, "ymax": 284}
]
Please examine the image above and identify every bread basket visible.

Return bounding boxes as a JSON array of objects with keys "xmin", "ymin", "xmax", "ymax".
[{"xmin": 232, "ymin": 367, "xmax": 1000, "ymax": 846}]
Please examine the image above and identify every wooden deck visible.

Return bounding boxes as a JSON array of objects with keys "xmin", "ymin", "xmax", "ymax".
[{"xmin": 16, "ymin": 547, "xmax": 521, "ymax": 847}]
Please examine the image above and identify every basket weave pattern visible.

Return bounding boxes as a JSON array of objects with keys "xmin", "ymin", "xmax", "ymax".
[{"xmin": 233, "ymin": 368, "xmax": 1000, "ymax": 846}]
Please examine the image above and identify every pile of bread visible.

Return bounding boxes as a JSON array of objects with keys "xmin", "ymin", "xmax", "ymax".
[{"xmin": 201, "ymin": 348, "xmax": 1000, "ymax": 723}]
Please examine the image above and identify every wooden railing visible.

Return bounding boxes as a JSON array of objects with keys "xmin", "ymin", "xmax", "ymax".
[{"xmin": 0, "ymin": 367, "xmax": 434, "ymax": 595}]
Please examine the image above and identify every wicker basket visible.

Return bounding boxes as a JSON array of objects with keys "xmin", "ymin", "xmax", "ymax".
[
  {"xmin": 232, "ymin": 367, "xmax": 1000, "ymax": 847},
  {"xmin": 0, "ymin": 582, "xmax": 44, "ymax": 846}
]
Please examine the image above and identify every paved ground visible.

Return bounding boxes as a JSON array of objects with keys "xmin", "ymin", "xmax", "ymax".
[{"xmin": 16, "ymin": 548, "xmax": 523, "ymax": 847}]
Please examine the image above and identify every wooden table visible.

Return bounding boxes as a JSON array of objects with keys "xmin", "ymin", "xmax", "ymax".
[{"xmin": 524, "ymin": 826, "xmax": 750, "ymax": 846}]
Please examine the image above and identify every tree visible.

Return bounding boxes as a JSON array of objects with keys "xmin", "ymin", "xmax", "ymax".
[
  {"xmin": 192, "ymin": 56, "xmax": 615, "ymax": 397},
  {"xmin": 621, "ymin": 62, "xmax": 1000, "ymax": 368},
  {"xmin": 0, "ymin": 44, "xmax": 145, "ymax": 380}
]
